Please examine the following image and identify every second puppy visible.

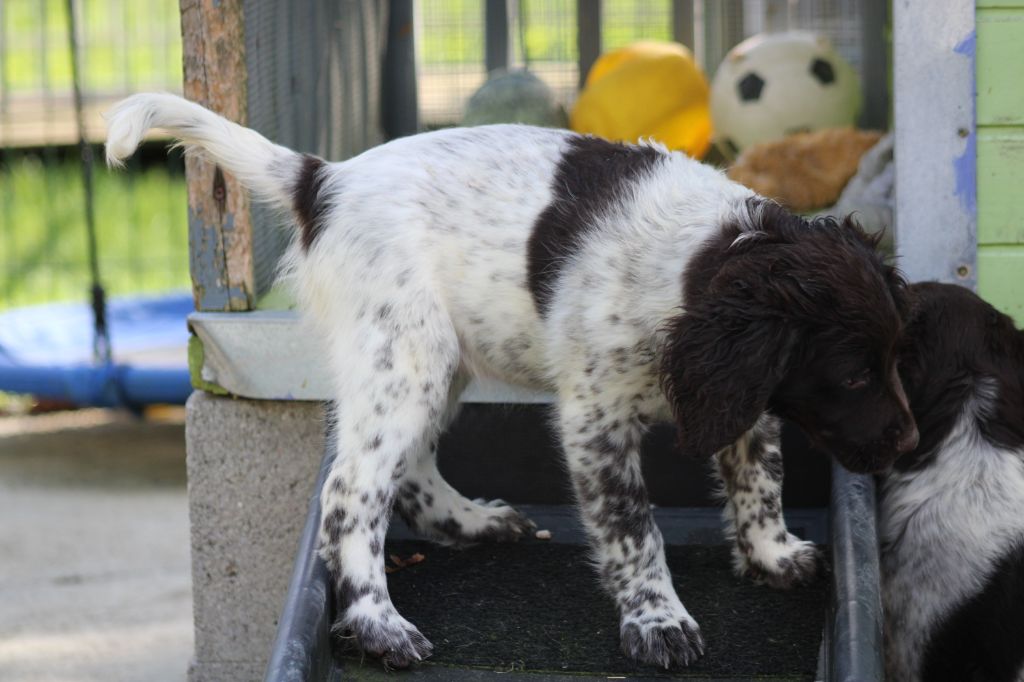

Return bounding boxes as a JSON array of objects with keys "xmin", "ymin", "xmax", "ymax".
[{"xmin": 881, "ymin": 282, "xmax": 1024, "ymax": 682}]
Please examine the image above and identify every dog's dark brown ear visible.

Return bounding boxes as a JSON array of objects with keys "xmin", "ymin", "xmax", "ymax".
[
  {"xmin": 983, "ymin": 316, "xmax": 1024, "ymax": 450},
  {"xmin": 660, "ymin": 304, "xmax": 795, "ymax": 459}
]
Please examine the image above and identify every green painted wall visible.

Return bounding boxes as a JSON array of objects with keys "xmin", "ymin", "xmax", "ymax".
[{"xmin": 977, "ymin": 2, "xmax": 1024, "ymax": 322}]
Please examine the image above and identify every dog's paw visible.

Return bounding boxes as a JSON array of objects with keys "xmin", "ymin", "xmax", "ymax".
[
  {"xmin": 739, "ymin": 534, "xmax": 822, "ymax": 590},
  {"xmin": 336, "ymin": 611, "xmax": 433, "ymax": 669},
  {"xmin": 470, "ymin": 498, "xmax": 537, "ymax": 542},
  {"xmin": 619, "ymin": 613, "xmax": 705, "ymax": 669}
]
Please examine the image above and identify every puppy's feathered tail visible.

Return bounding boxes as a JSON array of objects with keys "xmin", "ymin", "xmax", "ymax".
[{"xmin": 105, "ymin": 93, "xmax": 313, "ymax": 215}]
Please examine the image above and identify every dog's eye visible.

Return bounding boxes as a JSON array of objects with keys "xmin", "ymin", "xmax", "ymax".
[{"xmin": 842, "ymin": 370, "xmax": 871, "ymax": 390}]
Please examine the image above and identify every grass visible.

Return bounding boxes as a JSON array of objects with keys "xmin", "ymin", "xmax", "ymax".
[
  {"xmin": 2, "ymin": 0, "xmax": 182, "ymax": 94},
  {"xmin": 4, "ymin": 0, "xmax": 672, "ymax": 85},
  {"xmin": 0, "ymin": 0, "xmax": 680, "ymax": 314},
  {"xmin": 1, "ymin": 0, "xmax": 188, "ymax": 309},
  {"xmin": 0, "ymin": 150, "xmax": 190, "ymax": 311}
]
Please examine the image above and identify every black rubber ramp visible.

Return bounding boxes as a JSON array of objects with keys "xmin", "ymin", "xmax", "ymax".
[{"xmin": 341, "ymin": 540, "xmax": 826, "ymax": 679}]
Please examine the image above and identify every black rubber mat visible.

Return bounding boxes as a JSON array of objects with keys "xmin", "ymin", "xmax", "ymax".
[{"xmin": 343, "ymin": 540, "xmax": 827, "ymax": 679}]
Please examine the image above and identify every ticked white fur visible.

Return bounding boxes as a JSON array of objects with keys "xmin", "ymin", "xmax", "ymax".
[
  {"xmin": 105, "ymin": 93, "xmax": 813, "ymax": 668},
  {"xmin": 880, "ymin": 380, "xmax": 1024, "ymax": 682}
]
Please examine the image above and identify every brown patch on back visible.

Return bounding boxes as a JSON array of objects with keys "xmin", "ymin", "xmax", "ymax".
[
  {"xmin": 292, "ymin": 154, "xmax": 329, "ymax": 251},
  {"xmin": 527, "ymin": 136, "xmax": 664, "ymax": 316}
]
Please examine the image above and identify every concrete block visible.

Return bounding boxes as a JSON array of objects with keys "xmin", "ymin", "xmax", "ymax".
[{"xmin": 186, "ymin": 391, "xmax": 325, "ymax": 682}]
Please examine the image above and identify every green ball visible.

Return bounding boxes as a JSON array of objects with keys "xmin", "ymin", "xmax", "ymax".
[{"xmin": 462, "ymin": 69, "xmax": 568, "ymax": 128}]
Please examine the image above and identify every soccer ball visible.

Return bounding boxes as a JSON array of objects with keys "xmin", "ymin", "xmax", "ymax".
[{"xmin": 710, "ymin": 31, "xmax": 861, "ymax": 159}]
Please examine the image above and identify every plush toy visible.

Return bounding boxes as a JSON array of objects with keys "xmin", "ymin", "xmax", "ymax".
[
  {"xmin": 821, "ymin": 132, "xmax": 895, "ymax": 253},
  {"xmin": 727, "ymin": 127, "xmax": 883, "ymax": 213},
  {"xmin": 462, "ymin": 69, "xmax": 568, "ymax": 128},
  {"xmin": 711, "ymin": 31, "xmax": 861, "ymax": 160},
  {"xmin": 570, "ymin": 40, "xmax": 712, "ymax": 158}
]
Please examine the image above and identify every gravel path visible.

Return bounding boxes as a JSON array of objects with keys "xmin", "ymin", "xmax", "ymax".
[{"xmin": 0, "ymin": 408, "xmax": 193, "ymax": 682}]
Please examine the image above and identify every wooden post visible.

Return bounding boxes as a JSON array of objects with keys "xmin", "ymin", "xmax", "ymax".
[
  {"xmin": 485, "ymin": 0, "xmax": 511, "ymax": 74},
  {"xmin": 671, "ymin": 0, "xmax": 695, "ymax": 50},
  {"xmin": 180, "ymin": 0, "xmax": 255, "ymax": 311},
  {"xmin": 382, "ymin": 0, "xmax": 419, "ymax": 139},
  {"xmin": 577, "ymin": 0, "xmax": 601, "ymax": 88},
  {"xmin": 702, "ymin": 0, "xmax": 744, "ymax": 79},
  {"xmin": 859, "ymin": 0, "xmax": 889, "ymax": 130}
]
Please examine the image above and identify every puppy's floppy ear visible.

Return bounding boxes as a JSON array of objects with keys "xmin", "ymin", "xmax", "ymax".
[
  {"xmin": 660, "ymin": 300, "xmax": 796, "ymax": 459},
  {"xmin": 983, "ymin": 313, "xmax": 1024, "ymax": 450}
]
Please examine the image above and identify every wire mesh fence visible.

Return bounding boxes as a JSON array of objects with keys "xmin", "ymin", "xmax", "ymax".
[
  {"xmin": 415, "ymin": 0, "xmax": 869, "ymax": 127},
  {"xmin": 0, "ymin": 0, "xmax": 875, "ymax": 311},
  {"xmin": 0, "ymin": 0, "xmax": 186, "ymax": 312},
  {"xmin": 417, "ymin": 0, "xmax": 489, "ymax": 126},
  {"xmin": 417, "ymin": 0, "xmax": 686, "ymax": 127}
]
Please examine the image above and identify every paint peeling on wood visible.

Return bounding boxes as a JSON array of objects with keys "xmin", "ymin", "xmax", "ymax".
[
  {"xmin": 180, "ymin": 0, "xmax": 255, "ymax": 312},
  {"xmin": 954, "ymin": 30, "xmax": 978, "ymax": 217}
]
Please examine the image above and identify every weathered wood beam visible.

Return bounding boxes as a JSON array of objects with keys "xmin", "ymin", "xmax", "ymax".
[{"xmin": 180, "ymin": 0, "xmax": 254, "ymax": 311}]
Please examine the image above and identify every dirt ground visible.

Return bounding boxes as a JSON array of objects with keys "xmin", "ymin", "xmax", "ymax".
[{"xmin": 0, "ymin": 408, "xmax": 193, "ymax": 682}]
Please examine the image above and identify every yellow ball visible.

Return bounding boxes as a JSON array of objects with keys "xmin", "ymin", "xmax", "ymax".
[{"xmin": 570, "ymin": 41, "xmax": 712, "ymax": 158}]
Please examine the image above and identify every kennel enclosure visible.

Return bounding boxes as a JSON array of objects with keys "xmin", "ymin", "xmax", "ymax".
[{"xmin": 175, "ymin": 1, "xmax": 994, "ymax": 680}]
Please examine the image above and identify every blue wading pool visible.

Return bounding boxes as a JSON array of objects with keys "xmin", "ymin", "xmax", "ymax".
[{"xmin": 0, "ymin": 292, "xmax": 194, "ymax": 407}]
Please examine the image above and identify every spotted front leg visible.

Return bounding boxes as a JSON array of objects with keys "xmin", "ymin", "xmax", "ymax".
[
  {"xmin": 559, "ymin": 397, "xmax": 704, "ymax": 669},
  {"xmin": 715, "ymin": 415, "xmax": 821, "ymax": 589}
]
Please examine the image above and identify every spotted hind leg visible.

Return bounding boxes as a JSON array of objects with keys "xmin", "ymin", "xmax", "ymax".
[
  {"xmin": 394, "ymin": 372, "xmax": 535, "ymax": 546},
  {"xmin": 318, "ymin": 299, "xmax": 460, "ymax": 668}
]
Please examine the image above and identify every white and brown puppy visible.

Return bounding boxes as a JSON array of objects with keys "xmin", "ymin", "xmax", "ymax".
[
  {"xmin": 106, "ymin": 93, "xmax": 917, "ymax": 669},
  {"xmin": 881, "ymin": 282, "xmax": 1024, "ymax": 682}
]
